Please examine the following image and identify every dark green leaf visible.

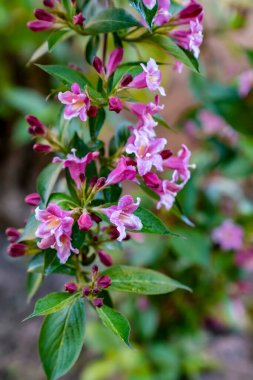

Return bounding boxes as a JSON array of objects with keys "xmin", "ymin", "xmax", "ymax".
[
  {"xmin": 85, "ymin": 35, "xmax": 100, "ymax": 65},
  {"xmin": 47, "ymin": 30, "xmax": 73, "ymax": 52},
  {"xmin": 62, "ymin": 0, "xmax": 72, "ymax": 17},
  {"xmin": 97, "ymin": 305, "xmax": 131, "ymax": 346},
  {"xmin": 89, "ymin": 108, "xmax": 106, "ymax": 140},
  {"xmin": 39, "ymin": 299, "xmax": 85, "ymax": 380},
  {"xmin": 103, "ymin": 265, "xmax": 190, "ymax": 294},
  {"xmin": 85, "ymin": 8, "xmax": 141, "ymax": 34},
  {"xmin": 134, "ymin": 206, "xmax": 173, "ymax": 235},
  {"xmin": 130, "ymin": 0, "xmax": 158, "ymax": 31},
  {"xmin": 37, "ymin": 162, "xmax": 62, "ymax": 204},
  {"xmin": 28, "ymin": 292, "xmax": 78, "ymax": 318},
  {"xmin": 109, "ymin": 125, "xmax": 131, "ymax": 155},
  {"xmin": 112, "ymin": 63, "xmax": 143, "ymax": 89}
]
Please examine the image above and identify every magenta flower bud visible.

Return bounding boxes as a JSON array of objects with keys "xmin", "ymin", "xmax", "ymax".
[
  {"xmin": 178, "ymin": 2, "xmax": 203, "ymax": 23},
  {"xmin": 27, "ymin": 20, "xmax": 54, "ymax": 32},
  {"xmin": 25, "ymin": 192, "xmax": 41, "ymax": 206},
  {"xmin": 83, "ymin": 287, "xmax": 91, "ymax": 296},
  {"xmin": 121, "ymin": 74, "xmax": 133, "ymax": 87},
  {"xmin": 25, "ymin": 115, "xmax": 46, "ymax": 136},
  {"xmin": 125, "ymin": 157, "xmax": 137, "ymax": 166},
  {"xmin": 64, "ymin": 282, "xmax": 78, "ymax": 293},
  {"xmin": 95, "ymin": 177, "xmax": 106, "ymax": 189},
  {"xmin": 109, "ymin": 97, "xmax": 123, "ymax": 114},
  {"xmin": 98, "ymin": 250, "xmax": 113, "ymax": 266},
  {"xmin": 90, "ymin": 176, "xmax": 98, "ymax": 188},
  {"xmin": 78, "ymin": 212, "xmax": 93, "ymax": 231},
  {"xmin": 7, "ymin": 243, "xmax": 26, "ymax": 257},
  {"xmin": 90, "ymin": 213, "xmax": 102, "ymax": 224},
  {"xmin": 106, "ymin": 48, "xmax": 124, "ymax": 77},
  {"xmin": 33, "ymin": 143, "xmax": 52, "ymax": 152},
  {"xmin": 93, "ymin": 287, "xmax": 100, "ymax": 294},
  {"xmin": 123, "ymin": 233, "xmax": 131, "ymax": 241},
  {"xmin": 34, "ymin": 8, "xmax": 55, "ymax": 22},
  {"xmin": 160, "ymin": 149, "xmax": 173, "ymax": 160},
  {"xmin": 92, "ymin": 264, "xmax": 99, "ymax": 273},
  {"xmin": 143, "ymin": 172, "xmax": 160, "ymax": 189},
  {"xmin": 93, "ymin": 56, "xmax": 104, "ymax": 74},
  {"xmin": 87, "ymin": 105, "xmax": 99, "ymax": 118},
  {"xmin": 92, "ymin": 298, "xmax": 104, "ymax": 308},
  {"xmin": 73, "ymin": 12, "xmax": 86, "ymax": 26},
  {"xmin": 108, "ymin": 225, "xmax": 120, "ymax": 240},
  {"xmin": 43, "ymin": 0, "xmax": 56, "ymax": 7},
  {"xmin": 5, "ymin": 227, "xmax": 20, "ymax": 243},
  {"xmin": 79, "ymin": 173, "xmax": 86, "ymax": 184}
]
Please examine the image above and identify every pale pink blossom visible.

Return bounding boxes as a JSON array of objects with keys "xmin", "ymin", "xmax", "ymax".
[
  {"xmin": 211, "ymin": 220, "xmax": 244, "ymax": 251},
  {"xmin": 156, "ymin": 179, "xmax": 183, "ymax": 210},
  {"xmin": 238, "ymin": 70, "xmax": 253, "ymax": 97},
  {"xmin": 163, "ymin": 144, "xmax": 193, "ymax": 184},
  {"xmin": 126, "ymin": 129, "xmax": 166, "ymax": 176},
  {"xmin": 143, "ymin": 0, "xmax": 157, "ymax": 9},
  {"xmin": 105, "ymin": 156, "xmax": 137, "ymax": 186},
  {"xmin": 53, "ymin": 149, "xmax": 99, "ymax": 189},
  {"xmin": 154, "ymin": 0, "xmax": 171, "ymax": 26},
  {"xmin": 101, "ymin": 195, "xmax": 143, "ymax": 241},
  {"xmin": 35, "ymin": 203, "xmax": 78, "ymax": 263},
  {"xmin": 58, "ymin": 83, "xmax": 90, "ymax": 121},
  {"xmin": 171, "ymin": 19, "xmax": 203, "ymax": 58}
]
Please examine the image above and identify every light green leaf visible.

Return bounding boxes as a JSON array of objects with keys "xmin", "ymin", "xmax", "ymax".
[
  {"xmin": 39, "ymin": 299, "xmax": 85, "ymax": 380},
  {"xmin": 130, "ymin": 0, "xmax": 158, "ymax": 31},
  {"xmin": 18, "ymin": 213, "xmax": 39, "ymax": 242},
  {"xmin": 97, "ymin": 305, "xmax": 131, "ymax": 346},
  {"xmin": 47, "ymin": 29, "xmax": 73, "ymax": 52},
  {"xmin": 37, "ymin": 162, "xmax": 62, "ymax": 204},
  {"xmin": 134, "ymin": 206, "xmax": 173, "ymax": 235},
  {"xmin": 27, "ymin": 272, "xmax": 44, "ymax": 302},
  {"xmin": 48, "ymin": 192, "xmax": 79, "ymax": 209},
  {"xmin": 102, "ymin": 265, "xmax": 190, "ymax": 294}
]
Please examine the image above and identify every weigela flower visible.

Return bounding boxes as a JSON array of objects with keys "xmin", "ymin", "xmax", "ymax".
[
  {"xmin": 125, "ymin": 129, "xmax": 166, "ymax": 176},
  {"xmin": 65, "ymin": 282, "xmax": 78, "ymax": 293},
  {"xmin": 73, "ymin": 12, "xmax": 85, "ymax": 26},
  {"xmin": 143, "ymin": 0, "xmax": 157, "ymax": 9},
  {"xmin": 78, "ymin": 212, "xmax": 93, "ymax": 231},
  {"xmin": 53, "ymin": 149, "xmax": 99, "ymax": 189},
  {"xmin": 98, "ymin": 250, "xmax": 113, "ymax": 266},
  {"xmin": 35, "ymin": 203, "xmax": 78, "ymax": 264},
  {"xmin": 154, "ymin": 0, "xmax": 171, "ymax": 26},
  {"xmin": 5, "ymin": 227, "xmax": 20, "ymax": 243},
  {"xmin": 156, "ymin": 179, "xmax": 183, "ymax": 210},
  {"xmin": 101, "ymin": 195, "xmax": 143, "ymax": 241},
  {"xmin": 58, "ymin": 83, "xmax": 90, "ymax": 122},
  {"xmin": 235, "ymin": 248, "xmax": 253, "ymax": 271},
  {"xmin": 25, "ymin": 192, "xmax": 41, "ymax": 206},
  {"xmin": 211, "ymin": 220, "xmax": 244, "ymax": 251},
  {"xmin": 33, "ymin": 143, "xmax": 52, "ymax": 153},
  {"xmin": 105, "ymin": 156, "xmax": 137, "ymax": 186},
  {"xmin": 129, "ymin": 58, "xmax": 166, "ymax": 96},
  {"xmin": 106, "ymin": 47, "xmax": 123, "ymax": 77},
  {"xmin": 162, "ymin": 144, "xmax": 192, "ymax": 185},
  {"xmin": 25, "ymin": 115, "xmax": 46, "ymax": 136},
  {"xmin": 175, "ymin": 0, "xmax": 203, "ymax": 24},
  {"xmin": 171, "ymin": 19, "xmax": 203, "ymax": 58},
  {"xmin": 238, "ymin": 70, "xmax": 253, "ymax": 97}
]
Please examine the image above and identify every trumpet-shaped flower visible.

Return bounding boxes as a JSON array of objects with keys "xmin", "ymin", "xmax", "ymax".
[
  {"xmin": 171, "ymin": 19, "xmax": 203, "ymax": 58},
  {"xmin": 58, "ymin": 83, "xmax": 90, "ymax": 121},
  {"xmin": 101, "ymin": 195, "xmax": 142, "ymax": 241},
  {"xmin": 105, "ymin": 156, "xmax": 137, "ymax": 186},
  {"xmin": 154, "ymin": 0, "xmax": 171, "ymax": 26},
  {"xmin": 163, "ymin": 144, "xmax": 192, "ymax": 184}
]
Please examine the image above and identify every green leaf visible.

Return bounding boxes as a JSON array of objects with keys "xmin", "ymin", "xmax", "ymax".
[
  {"xmin": 28, "ymin": 42, "xmax": 48, "ymax": 64},
  {"xmin": 18, "ymin": 212, "xmax": 39, "ymax": 242},
  {"xmin": 112, "ymin": 63, "xmax": 143, "ymax": 88},
  {"xmin": 109, "ymin": 124, "xmax": 131, "ymax": 155},
  {"xmin": 39, "ymin": 299, "xmax": 85, "ymax": 380},
  {"xmin": 130, "ymin": 0, "xmax": 158, "ymax": 31},
  {"xmin": 48, "ymin": 192, "xmax": 79, "ymax": 209},
  {"xmin": 37, "ymin": 162, "xmax": 62, "ymax": 204},
  {"xmin": 28, "ymin": 253, "xmax": 44, "ymax": 273},
  {"xmin": 89, "ymin": 108, "xmax": 106, "ymax": 140},
  {"xmin": 44, "ymin": 250, "xmax": 76, "ymax": 276},
  {"xmin": 84, "ymin": 8, "xmax": 141, "ymax": 34},
  {"xmin": 153, "ymin": 114, "xmax": 176, "ymax": 132},
  {"xmin": 36, "ymin": 64, "xmax": 92, "ymax": 88},
  {"xmin": 147, "ymin": 35, "xmax": 199, "ymax": 73},
  {"xmin": 47, "ymin": 29, "xmax": 73, "ymax": 52},
  {"xmin": 27, "ymin": 272, "xmax": 44, "ymax": 302},
  {"xmin": 85, "ymin": 35, "xmax": 100, "ymax": 65},
  {"xmin": 97, "ymin": 305, "xmax": 131, "ymax": 346},
  {"xmin": 134, "ymin": 206, "xmax": 173, "ymax": 235},
  {"xmin": 28, "ymin": 292, "xmax": 78, "ymax": 319},
  {"xmin": 103, "ymin": 265, "xmax": 190, "ymax": 294},
  {"xmin": 62, "ymin": 0, "xmax": 72, "ymax": 17}
]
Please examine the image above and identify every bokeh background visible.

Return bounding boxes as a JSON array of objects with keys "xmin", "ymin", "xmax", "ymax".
[{"xmin": 1, "ymin": 1, "xmax": 253, "ymax": 379}]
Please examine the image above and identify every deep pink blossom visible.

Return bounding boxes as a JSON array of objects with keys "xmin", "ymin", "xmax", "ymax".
[
  {"xmin": 53, "ymin": 149, "xmax": 99, "ymax": 189},
  {"xmin": 73, "ymin": 12, "xmax": 85, "ymax": 26},
  {"xmin": 78, "ymin": 212, "xmax": 93, "ymax": 231},
  {"xmin": 101, "ymin": 195, "xmax": 143, "ymax": 241},
  {"xmin": 8, "ymin": 243, "xmax": 26, "ymax": 257},
  {"xmin": 108, "ymin": 97, "xmax": 123, "ymax": 113},
  {"xmin": 171, "ymin": 19, "xmax": 203, "ymax": 58},
  {"xmin": 98, "ymin": 250, "xmax": 113, "ymax": 266},
  {"xmin": 163, "ymin": 144, "xmax": 192, "ymax": 184},
  {"xmin": 235, "ymin": 248, "xmax": 253, "ymax": 271},
  {"xmin": 106, "ymin": 48, "xmax": 123, "ymax": 77},
  {"xmin": 27, "ymin": 8, "xmax": 56, "ymax": 31},
  {"xmin": 238, "ymin": 70, "xmax": 253, "ymax": 97},
  {"xmin": 25, "ymin": 115, "xmax": 46, "ymax": 136},
  {"xmin": 156, "ymin": 179, "xmax": 183, "ymax": 210},
  {"xmin": 154, "ymin": 0, "xmax": 171, "ymax": 26},
  {"xmin": 105, "ymin": 156, "xmax": 137, "ymax": 186},
  {"xmin": 93, "ymin": 56, "xmax": 104, "ymax": 75},
  {"xmin": 65, "ymin": 282, "xmax": 78, "ymax": 293},
  {"xmin": 58, "ymin": 83, "xmax": 90, "ymax": 122},
  {"xmin": 126, "ymin": 129, "xmax": 166, "ymax": 176},
  {"xmin": 33, "ymin": 143, "xmax": 52, "ymax": 153},
  {"xmin": 175, "ymin": 0, "xmax": 203, "ymax": 24},
  {"xmin": 25, "ymin": 192, "xmax": 41, "ymax": 206},
  {"xmin": 211, "ymin": 220, "xmax": 244, "ymax": 251},
  {"xmin": 35, "ymin": 203, "xmax": 78, "ymax": 263}
]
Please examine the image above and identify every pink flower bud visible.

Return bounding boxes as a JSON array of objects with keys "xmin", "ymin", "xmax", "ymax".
[
  {"xmin": 82, "ymin": 287, "xmax": 91, "ymax": 296},
  {"xmin": 5, "ymin": 227, "xmax": 20, "ymax": 243},
  {"xmin": 121, "ymin": 74, "xmax": 133, "ymax": 87},
  {"xmin": 143, "ymin": 172, "xmax": 161, "ymax": 189},
  {"xmin": 178, "ymin": 2, "xmax": 203, "ymax": 23},
  {"xmin": 97, "ymin": 275, "xmax": 112, "ymax": 289},
  {"xmin": 98, "ymin": 250, "xmax": 113, "ymax": 266},
  {"xmin": 64, "ymin": 282, "xmax": 78, "ymax": 293},
  {"xmin": 24, "ymin": 193, "xmax": 41, "ymax": 206},
  {"xmin": 90, "ymin": 213, "xmax": 102, "ymax": 224},
  {"xmin": 7, "ymin": 243, "xmax": 26, "ymax": 257},
  {"xmin": 87, "ymin": 106, "xmax": 98, "ymax": 117},
  {"xmin": 106, "ymin": 48, "xmax": 124, "ymax": 77},
  {"xmin": 95, "ymin": 177, "xmax": 106, "ymax": 189},
  {"xmin": 92, "ymin": 298, "xmax": 104, "ymax": 308},
  {"xmin": 43, "ymin": 0, "xmax": 56, "ymax": 7},
  {"xmin": 34, "ymin": 8, "xmax": 55, "ymax": 22},
  {"xmin": 108, "ymin": 225, "xmax": 120, "ymax": 240},
  {"xmin": 109, "ymin": 97, "xmax": 123, "ymax": 113},
  {"xmin": 25, "ymin": 115, "xmax": 46, "ymax": 136},
  {"xmin": 33, "ymin": 143, "xmax": 52, "ymax": 152},
  {"xmin": 93, "ymin": 287, "xmax": 100, "ymax": 294},
  {"xmin": 73, "ymin": 12, "xmax": 86, "ymax": 26},
  {"xmin": 160, "ymin": 149, "xmax": 173, "ymax": 159},
  {"xmin": 93, "ymin": 56, "xmax": 104, "ymax": 74},
  {"xmin": 78, "ymin": 212, "xmax": 93, "ymax": 231},
  {"xmin": 27, "ymin": 20, "xmax": 54, "ymax": 32}
]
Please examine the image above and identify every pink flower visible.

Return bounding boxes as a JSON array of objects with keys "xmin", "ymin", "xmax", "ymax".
[
  {"xmin": 98, "ymin": 250, "xmax": 113, "ymax": 266},
  {"xmin": 238, "ymin": 70, "xmax": 253, "ymax": 97},
  {"xmin": 65, "ymin": 282, "xmax": 78, "ymax": 293},
  {"xmin": 5, "ymin": 227, "xmax": 20, "ymax": 243},
  {"xmin": 171, "ymin": 19, "xmax": 203, "ymax": 58},
  {"xmin": 211, "ymin": 220, "xmax": 244, "ymax": 251},
  {"xmin": 163, "ymin": 144, "xmax": 192, "ymax": 184},
  {"xmin": 33, "ymin": 143, "xmax": 52, "ymax": 152},
  {"xmin": 156, "ymin": 179, "xmax": 183, "ymax": 210},
  {"xmin": 235, "ymin": 248, "xmax": 253, "ymax": 271},
  {"xmin": 53, "ymin": 149, "xmax": 99, "ymax": 189},
  {"xmin": 175, "ymin": 0, "xmax": 203, "ymax": 24},
  {"xmin": 25, "ymin": 192, "xmax": 41, "ymax": 206},
  {"xmin": 154, "ymin": 0, "xmax": 171, "ymax": 26},
  {"xmin": 73, "ymin": 12, "xmax": 85, "ymax": 26},
  {"xmin": 143, "ymin": 0, "xmax": 157, "ymax": 9},
  {"xmin": 105, "ymin": 156, "xmax": 137, "ymax": 186},
  {"xmin": 25, "ymin": 115, "xmax": 46, "ymax": 136},
  {"xmin": 58, "ymin": 83, "xmax": 90, "ymax": 122},
  {"xmin": 101, "ymin": 195, "xmax": 143, "ymax": 241},
  {"xmin": 126, "ymin": 129, "xmax": 166, "ymax": 176},
  {"xmin": 78, "ymin": 212, "xmax": 93, "ymax": 231},
  {"xmin": 108, "ymin": 97, "xmax": 123, "ymax": 113},
  {"xmin": 35, "ymin": 203, "xmax": 78, "ymax": 263},
  {"xmin": 129, "ymin": 58, "xmax": 166, "ymax": 96},
  {"xmin": 106, "ymin": 47, "xmax": 123, "ymax": 77}
]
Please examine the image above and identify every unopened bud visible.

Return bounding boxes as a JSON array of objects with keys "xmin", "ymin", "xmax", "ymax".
[
  {"xmin": 97, "ymin": 275, "xmax": 112, "ymax": 289},
  {"xmin": 93, "ymin": 56, "xmax": 104, "ymax": 74},
  {"xmin": 121, "ymin": 74, "xmax": 133, "ymax": 87},
  {"xmin": 98, "ymin": 250, "xmax": 112, "ymax": 266},
  {"xmin": 64, "ymin": 282, "xmax": 78, "ymax": 293},
  {"xmin": 108, "ymin": 225, "xmax": 120, "ymax": 240},
  {"xmin": 143, "ymin": 172, "xmax": 160, "ymax": 189},
  {"xmin": 82, "ymin": 287, "xmax": 91, "ymax": 296},
  {"xmin": 25, "ymin": 115, "xmax": 46, "ymax": 136},
  {"xmin": 73, "ymin": 12, "xmax": 86, "ymax": 26},
  {"xmin": 87, "ymin": 106, "xmax": 98, "ymax": 118},
  {"xmin": 78, "ymin": 212, "xmax": 93, "ymax": 231},
  {"xmin": 160, "ymin": 149, "xmax": 173, "ymax": 159},
  {"xmin": 92, "ymin": 298, "xmax": 104, "ymax": 308},
  {"xmin": 33, "ymin": 143, "xmax": 52, "ymax": 153},
  {"xmin": 43, "ymin": 0, "xmax": 56, "ymax": 7},
  {"xmin": 7, "ymin": 243, "xmax": 26, "ymax": 257},
  {"xmin": 90, "ymin": 213, "xmax": 102, "ymax": 224},
  {"xmin": 5, "ymin": 227, "xmax": 20, "ymax": 243},
  {"xmin": 92, "ymin": 264, "xmax": 99, "ymax": 273},
  {"xmin": 109, "ymin": 97, "xmax": 123, "ymax": 114},
  {"xmin": 93, "ymin": 287, "xmax": 100, "ymax": 294},
  {"xmin": 24, "ymin": 193, "xmax": 41, "ymax": 206},
  {"xmin": 95, "ymin": 177, "xmax": 106, "ymax": 189},
  {"xmin": 34, "ymin": 8, "xmax": 55, "ymax": 22}
]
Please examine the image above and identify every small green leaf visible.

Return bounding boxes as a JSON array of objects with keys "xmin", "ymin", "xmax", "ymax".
[
  {"xmin": 47, "ymin": 29, "xmax": 73, "ymax": 52},
  {"xmin": 109, "ymin": 124, "xmax": 131, "ymax": 155},
  {"xmin": 103, "ymin": 265, "xmax": 190, "ymax": 294},
  {"xmin": 62, "ymin": 0, "xmax": 72, "ymax": 17},
  {"xmin": 27, "ymin": 272, "xmax": 44, "ymax": 302},
  {"xmin": 18, "ymin": 213, "xmax": 39, "ymax": 242},
  {"xmin": 39, "ymin": 299, "xmax": 85, "ymax": 380},
  {"xmin": 36, "ymin": 64, "xmax": 92, "ymax": 88},
  {"xmin": 97, "ymin": 305, "xmax": 131, "ymax": 346},
  {"xmin": 85, "ymin": 35, "xmax": 100, "ymax": 65},
  {"xmin": 37, "ymin": 162, "xmax": 62, "ymax": 204},
  {"xmin": 134, "ymin": 206, "xmax": 173, "ymax": 235},
  {"xmin": 89, "ymin": 108, "xmax": 106, "ymax": 140},
  {"xmin": 130, "ymin": 0, "xmax": 158, "ymax": 31},
  {"xmin": 147, "ymin": 35, "xmax": 199, "ymax": 73},
  {"xmin": 48, "ymin": 192, "xmax": 79, "ymax": 209},
  {"xmin": 28, "ymin": 253, "xmax": 44, "ymax": 273},
  {"xmin": 28, "ymin": 292, "xmax": 78, "ymax": 319},
  {"xmin": 85, "ymin": 8, "xmax": 141, "ymax": 34}
]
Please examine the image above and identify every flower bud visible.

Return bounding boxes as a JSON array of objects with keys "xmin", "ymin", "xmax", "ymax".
[
  {"xmin": 93, "ymin": 56, "xmax": 104, "ymax": 74},
  {"xmin": 178, "ymin": 2, "xmax": 203, "ymax": 23},
  {"xmin": 27, "ymin": 20, "xmax": 54, "ymax": 32},
  {"xmin": 90, "ymin": 213, "xmax": 102, "ymax": 224},
  {"xmin": 5, "ymin": 227, "xmax": 20, "ymax": 243},
  {"xmin": 98, "ymin": 250, "xmax": 113, "ymax": 266},
  {"xmin": 82, "ymin": 287, "xmax": 91, "ymax": 296},
  {"xmin": 25, "ymin": 115, "xmax": 46, "ymax": 136},
  {"xmin": 33, "ymin": 143, "xmax": 52, "ymax": 152},
  {"xmin": 43, "ymin": 0, "xmax": 56, "ymax": 7},
  {"xmin": 143, "ymin": 172, "xmax": 160, "ymax": 189},
  {"xmin": 108, "ymin": 225, "xmax": 120, "ymax": 240},
  {"xmin": 78, "ymin": 212, "xmax": 93, "ymax": 231},
  {"xmin": 106, "ymin": 48, "xmax": 123, "ymax": 77},
  {"xmin": 24, "ymin": 193, "xmax": 41, "ymax": 206},
  {"xmin": 64, "ymin": 282, "xmax": 78, "ymax": 293},
  {"xmin": 92, "ymin": 264, "xmax": 99, "ymax": 273},
  {"xmin": 121, "ymin": 74, "xmax": 133, "ymax": 87},
  {"xmin": 7, "ymin": 243, "xmax": 26, "ymax": 257},
  {"xmin": 34, "ymin": 8, "xmax": 55, "ymax": 22},
  {"xmin": 87, "ymin": 105, "xmax": 99, "ymax": 118},
  {"xmin": 93, "ymin": 287, "xmax": 100, "ymax": 294},
  {"xmin": 160, "ymin": 149, "xmax": 173, "ymax": 160},
  {"xmin": 109, "ymin": 97, "xmax": 123, "ymax": 114},
  {"xmin": 97, "ymin": 275, "xmax": 112, "ymax": 289},
  {"xmin": 73, "ymin": 12, "xmax": 86, "ymax": 26},
  {"xmin": 92, "ymin": 298, "xmax": 104, "ymax": 308},
  {"xmin": 95, "ymin": 177, "xmax": 106, "ymax": 189}
]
